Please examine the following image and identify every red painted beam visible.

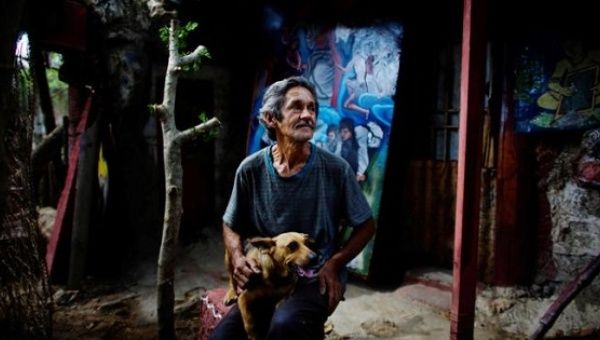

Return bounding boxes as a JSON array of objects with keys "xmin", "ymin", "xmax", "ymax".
[
  {"xmin": 46, "ymin": 89, "xmax": 93, "ymax": 276},
  {"xmin": 451, "ymin": 0, "xmax": 487, "ymax": 338}
]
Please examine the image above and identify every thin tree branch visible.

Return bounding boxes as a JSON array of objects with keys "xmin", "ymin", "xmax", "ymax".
[
  {"xmin": 180, "ymin": 45, "xmax": 208, "ymax": 66},
  {"xmin": 150, "ymin": 104, "xmax": 168, "ymax": 122},
  {"xmin": 176, "ymin": 117, "xmax": 221, "ymax": 144},
  {"xmin": 31, "ymin": 124, "xmax": 64, "ymax": 166}
]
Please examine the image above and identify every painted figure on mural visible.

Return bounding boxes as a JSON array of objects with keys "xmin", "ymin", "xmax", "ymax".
[
  {"xmin": 339, "ymin": 118, "xmax": 368, "ymax": 183},
  {"xmin": 325, "ymin": 124, "xmax": 342, "ymax": 155},
  {"xmin": 532, "ymin": 40, "xmax": 600, "ymax": 128},
  {"xmin": 339, "ymin": 118, "xmax": 359, "ymax": 174},
  {"xmin": 281, "ymin": 26, "xmax": 305, "ymax": 73},
  {"xmin": 335, "ymin": 27, "xmax": 399, "ymax": 129},
  {"xmin": 338, "ymin": 51, "xmax": 376, "ymax": 120}
]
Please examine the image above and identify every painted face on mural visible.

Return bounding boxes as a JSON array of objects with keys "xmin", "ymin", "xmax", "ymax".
[
  {"xmin": 340, "ymin": 127, "xmax": 352, "ymax": 141},
  {"xmin": 275, "ymin": 86, "xmax": 316, "ymax": 143}
]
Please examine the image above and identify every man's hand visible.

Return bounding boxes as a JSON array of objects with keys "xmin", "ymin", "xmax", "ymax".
[
  {"xmin": 232, "ymin": 253, "xmax": 261, "ymax": 294},
  {"xmin": 317, "ymin": 219, "xmax": 375, "ymax": 315},
  {"xmin": 223, "ymin": 223, "xmax": 261, "ymax": 293},
  {"xmin": 318, "ymin": 256, "xmax": 343, "ymax": 315}
]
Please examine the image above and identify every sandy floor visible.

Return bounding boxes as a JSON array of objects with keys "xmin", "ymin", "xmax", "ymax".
[
  {"xmin": 51, "ymin": 227, "xmax": 599, "ymax": 339},
  {"xmin": 50, "ymin": 227, "xmax": 471, "ymax": 339}
]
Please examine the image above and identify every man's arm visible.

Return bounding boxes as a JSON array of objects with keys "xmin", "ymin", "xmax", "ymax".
[
  {"xmin": 318, "ymin": 218, "xmax": 376, "ymax": 314},
  {"xmin": 223, "ymin": 223, "xmax": 260, "ymax": 293}
]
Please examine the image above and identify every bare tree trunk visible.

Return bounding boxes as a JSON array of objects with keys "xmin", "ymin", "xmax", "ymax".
[
  {"xmin": 0, "ymin": 0, "xmax": 26, "ymax": 238},
  {"xmin": 1, "ymin": 1, "xmax": 52, "ymax": 339},
  {"xmin": 154, "ymin": 19, "xmax": 220, "ymax": 340}
]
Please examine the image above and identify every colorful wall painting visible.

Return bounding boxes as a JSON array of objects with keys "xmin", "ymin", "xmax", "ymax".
[
  {"xmin": 514, "ymin": 39, "xmax": 600, "ymax": 133},
  {"xmin": 246, "ymin": 15, "xmax": 403, "ymax": 277}
]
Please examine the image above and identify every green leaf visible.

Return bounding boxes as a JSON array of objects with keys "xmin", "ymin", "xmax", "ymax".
[
  {"xmin": 184, "ymin": 22, "xmax": 198, "ymax": 31},
  {"xmin": 159, "ymin": 26, "xmax": 170, "ymax": 44}
]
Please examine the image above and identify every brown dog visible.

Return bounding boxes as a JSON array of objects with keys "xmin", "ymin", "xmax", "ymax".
[{"xmin": 223, "ymin": 232, "xmax": 316, "ymax": 340}]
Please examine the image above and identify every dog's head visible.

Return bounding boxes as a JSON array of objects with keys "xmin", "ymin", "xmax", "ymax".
[{"xmin": 248, "ymin": 232, "xmax": 316, "ymax": 272}]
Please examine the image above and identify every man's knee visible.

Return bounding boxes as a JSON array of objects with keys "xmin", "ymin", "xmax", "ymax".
[
  {"xmin": 269, "ymin": 309, "xmax": 301, "ymax": 333},
  {"xmin": 268, "ymin": 309, "xmax": 324, "ymax": 339},
  {"xmin": 209, "ymin": 307, "xmax": 244, "ymax": 340}
]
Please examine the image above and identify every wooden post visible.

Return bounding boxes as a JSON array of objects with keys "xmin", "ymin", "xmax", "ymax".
[
  {"xmin": 494, "ymin": 67, "xmax": 534, "ymax": 285},
  {"xmin": 68, "ymin": 113, "xmax": 99, "ymax": 288},
  {"xmin": 450, "ymin": 0, "xmax": 487, "ymax": 338}
]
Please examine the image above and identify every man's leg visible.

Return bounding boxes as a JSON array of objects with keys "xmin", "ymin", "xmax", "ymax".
[
  {"xmin": 209, "ymin": 305, "xmax": 246, "ymax": 340},
  {"xmin": 209, "ymin": 302, "xmax": 275, "ymax": 340},
  {"xmin": 266, "ymin": 280, "xmax": 329, "ymax": 340}
]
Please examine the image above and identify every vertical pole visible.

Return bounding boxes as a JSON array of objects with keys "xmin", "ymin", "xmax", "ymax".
[
  {"xmin": 494, "ymin": 44, "xmax": 534, "ymax": 286},
  {"xmin": 68, "ymin": 113, "xmax": 99, "ymax": 288},
  {"xmin": 451, "ymin": 0, "xmax": 487, "ymax": 338}
]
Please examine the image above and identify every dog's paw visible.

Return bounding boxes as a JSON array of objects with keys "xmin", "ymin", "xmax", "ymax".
[
  {"xmin": 224, "ymin": 296, "xmax": 238, "ymax": 306},
  {"xmin": 223, "ymin": 290, "xmax": 238, "ymax": 306}
]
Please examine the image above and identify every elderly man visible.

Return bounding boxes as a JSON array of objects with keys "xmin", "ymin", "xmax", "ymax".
[{"xmin": 211, "ymin": 76, "xmax": 375, "ymax": 340}]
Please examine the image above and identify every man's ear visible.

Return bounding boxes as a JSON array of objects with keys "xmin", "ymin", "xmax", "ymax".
[
  {"xmin": 262, "ymin": 112, "xmax": 278, "ymax": 129},
  {"xmin": 249, "ymin": 237, "xmax": 275, "ymax": 249}
]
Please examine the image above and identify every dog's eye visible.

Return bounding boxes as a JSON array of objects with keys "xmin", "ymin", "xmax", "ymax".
[{"xmin": 287, "ymin": 241, "xmax": 299, "ymax": 252}]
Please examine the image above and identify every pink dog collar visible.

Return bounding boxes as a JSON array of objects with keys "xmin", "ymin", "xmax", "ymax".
[{"xmin": 296, "ymin": 267, "xmax": 318, "ymax": 278}]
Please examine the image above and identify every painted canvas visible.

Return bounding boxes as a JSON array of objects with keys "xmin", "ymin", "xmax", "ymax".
[
  {"xmin": 246, "ymin": 17, "xmax": 403, "ymax": 277},
  {"xmin": 514, "ymin": 39, "xmax": 600, "ymax": 133}
]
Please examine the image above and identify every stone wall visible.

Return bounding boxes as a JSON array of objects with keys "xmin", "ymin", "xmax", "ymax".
[
  {"xmin": 476, "ymin": 138, "xmax": 600, "ymax": 337},
  {"xmin": 538, "ymin": 139, "xmax": 600, "ymax": 288}
]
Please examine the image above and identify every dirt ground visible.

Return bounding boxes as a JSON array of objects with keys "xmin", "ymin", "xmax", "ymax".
[
  {"xmin": 49, "ymin": 262, "xmax": 600, "ymax": 340},
  {"xmin": 52, "ymin": 280, "xmax": 201, "ymax": 340},
  {"xmin": 50, "ymin": 228, "xmax": 226, "ymax": 340},
  {"xmin": 49, "ymin": 227, "xmax": 600, "ymax": 340}
]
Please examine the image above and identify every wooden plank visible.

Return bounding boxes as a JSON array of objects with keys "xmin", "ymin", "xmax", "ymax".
[
  {"xmin": 68, "ymin": 115, "xmax": 99, "ymax": 288},
  {"xmin": 529, "ymin": 251, "xmax": 600, "ymax": 339}
]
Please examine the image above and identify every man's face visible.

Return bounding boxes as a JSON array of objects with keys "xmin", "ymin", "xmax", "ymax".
[{"xmin": 276, "ymin": 86, "xmax": 316, "ymax": 143}]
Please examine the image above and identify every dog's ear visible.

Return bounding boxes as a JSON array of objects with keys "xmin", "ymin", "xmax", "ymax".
[
  {"xmin": 249, "ymin": 237, "xmax": 275, "ymax": 249},
  {"xmin": 302, "ymin": 233, "xmax": 316, "ymax": 248}
]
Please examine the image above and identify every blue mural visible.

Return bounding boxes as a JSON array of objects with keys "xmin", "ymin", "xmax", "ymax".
[
  {"xmin": 246, "ymin": 17, "xmax": 403, "ymax": 277},
  {"xmin": 515, "ymin": 40, "xmax": 600, "ymax": 133}
]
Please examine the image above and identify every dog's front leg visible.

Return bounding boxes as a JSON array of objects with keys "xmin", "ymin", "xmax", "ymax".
[
  {"xmin": 238, "ymin": 294, "xmax": 259, "ymax": 340},
  {"xmin": 223, "ymin": 268, "xmax": 238, "ymax": 306},
  {"xmin": 223, "ymin": 284, "xmax": 238, "ymax": 305},
  {"xmin": 223, "ymin": 251, "xmax": 238, "ymax": 305}
]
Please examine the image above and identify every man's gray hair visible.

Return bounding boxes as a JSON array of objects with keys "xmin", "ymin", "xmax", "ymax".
[{"xmin": 259, "ymin": 76, "xmax": 319, "ymax": 141}]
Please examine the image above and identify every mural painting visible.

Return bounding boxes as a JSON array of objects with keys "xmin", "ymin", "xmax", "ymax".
[
  {"xmin": 514, "ymin": 39, "xmax": 600, "ymax": 133},
  {"xmin": 246, "ymin": 17, "xmax": 403, "ymax": 277}
]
